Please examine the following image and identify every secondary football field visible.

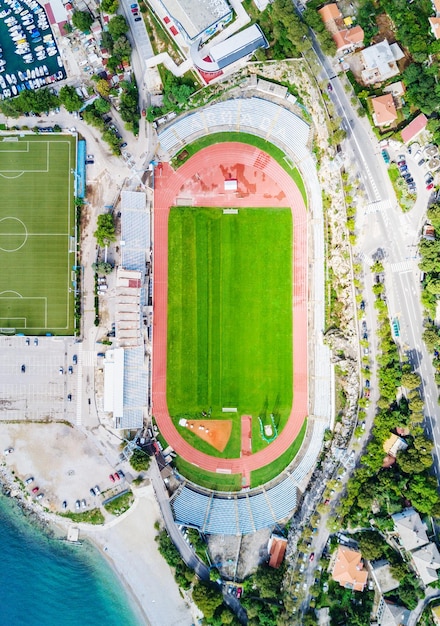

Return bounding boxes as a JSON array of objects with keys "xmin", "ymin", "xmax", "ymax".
[
  {"xmin": 167, "ymin": 206, "xmax": 293, "ymax": 457},
  {"xmin": 0, "ymin": 135, "xmax": 76, "ymax": 335}
]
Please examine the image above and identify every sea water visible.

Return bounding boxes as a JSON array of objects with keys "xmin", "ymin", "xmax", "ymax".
[{"xmin": 0, "ymin": 493, "xmax": 143, "ymax": 626}]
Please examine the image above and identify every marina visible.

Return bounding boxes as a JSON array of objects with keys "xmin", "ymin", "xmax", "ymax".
[{"xmin": 0, "ymin": 0, "xmax": 66, "ymax": 99}]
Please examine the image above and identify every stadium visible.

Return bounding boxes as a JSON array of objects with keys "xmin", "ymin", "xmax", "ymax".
[{"xmin": 153, "ymin": 96, "xmax": 333, "ymax": 533}]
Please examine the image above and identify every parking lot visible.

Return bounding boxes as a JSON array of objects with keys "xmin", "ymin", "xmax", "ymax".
[{"xmin": 0, "ymin": 336, "xmax": 79, "ymax": 422}]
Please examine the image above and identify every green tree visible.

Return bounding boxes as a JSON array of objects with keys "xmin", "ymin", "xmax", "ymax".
[
  {"xmin": 91, "ymin": 261, "xmax": 113, "ymax": 274},
  {"xmin": 94, "ymin": 213, "xmax": 116, "ymax": 247},
  {"xmin": 129, "ymin": 449, "xmax": 151, "ymax": 471},
  {"xmin": 113, "ymin": 35, "xmax": 131, "ymax": 59},
  {"xmin": 59, "ymin": 85, "xmax": 83, "ymax": 112},
  {"xmin": 95, "ymin": 78, "xmax": 111, "ymax": 98},
  {"xmin": 100, "ymin": 0, "xmax": 119, "ymax": 13},
  {"xmin": 357, "ymin": 531, "xmax": 387, "ymax": 561},
  {"xmin": 192, "ymin": 582, "xmax": 224, "ymax": 619},
  {"xmin": 401, "ymin": 371, "xmax": 421, "ymax": 390},
  {"xmin": 108, "ymin": 14, "xmax": 128, "ymax": 39},
  {"xmin": 101, "ymin": 31, "xmax": 114, "ymax": 54},
  {"xmin": 94, "ymin": 97, "xmax": 111, "ymax": 114},
  {"xmin": 72, "ymin": 10, "xmax": 93, "ymax": 33}
]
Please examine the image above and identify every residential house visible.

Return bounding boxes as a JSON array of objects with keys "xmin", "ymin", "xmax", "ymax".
[
  {"xmin": 401, "ymin": 114, "xmax": 428, "ymax": 144},
  {"xmin": 369, "ymin": 559, "xmax": 400, "ymax": 594},
  {"xmin": 383, "ymin": 433, "xmax": 408, "ymax": 457},
  {"xmin": 333, "ymin": 26, "xmax": 364, "ymax": 53},
  {"xmin": 268, "ymin": 534, "xmax": 288, "ymax": 569},
  {"xmin": 432, "ymin": 605, "xmax": 440, "ymax": 625},
  {"xmin": 433, "ymin": 0, "xmax": 440, "ymax": 15},
  {"xmin": 371, "ymin": 94, "xmax": 398, "ymax": 127},
  {"xmin": 376, "ymin": 598, "xmax": 410, "ymax": 626},
  {"xmin": 318, "ymin": 3, "xmax": 343, "ymax": 33},
  {"xmin": 391, "ymin": 507, "xmax": 429, "ymax": 551},
  {"xmin": 412, "ymin": 543, "xmax": 440, "ymax": 585},
  {"xmin": 429, "ymin": 17, "xmax": 440, "ymax": 39},
  {"xmin": 361, "ymin": 39, "xmax": 404, "ymax": 84},
  {"xmin": 383, "ymin": 81, "xmax": 405, "ymax": 99},
  {"xmin": 318, "ymin": 3, "xmax": 364, "ymax": 53},
  {"xmin": 331, "ymin": 546, "xmax": 368, "ymax": 591}
]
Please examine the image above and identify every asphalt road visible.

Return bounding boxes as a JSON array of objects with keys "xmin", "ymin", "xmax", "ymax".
[{"xmin": 293, "ymin": 17, "xmax": 440, "ymax": 621}]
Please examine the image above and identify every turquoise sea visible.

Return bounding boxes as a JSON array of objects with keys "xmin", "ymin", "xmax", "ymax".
[{"xmin": 0, "ymin": 493, "xmax": 143, "ymax": 626}]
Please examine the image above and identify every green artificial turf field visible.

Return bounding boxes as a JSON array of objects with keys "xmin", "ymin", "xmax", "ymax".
[
  {"xmin": 0, "ymin": 135, "xmax": 76, "ymax": 335},
  {"xmin": 167, "ymin": 206, "xmax": 293, "ymax": 457}
]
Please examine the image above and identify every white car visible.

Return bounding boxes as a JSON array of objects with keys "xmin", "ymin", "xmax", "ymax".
[{"xmin": 4, "ymin": 447, "xmax": 13, "ymax": 455}]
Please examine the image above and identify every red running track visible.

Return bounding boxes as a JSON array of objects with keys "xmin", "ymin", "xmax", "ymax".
[{"xmin": 153, "ymin": 143, "xmax": 308, "ymax": 478}]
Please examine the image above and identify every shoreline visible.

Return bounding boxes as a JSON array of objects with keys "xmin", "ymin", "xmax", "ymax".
[
  {"xmin": 0, "ymin": 467, "xmax": 194, "ymax": 626},
  {"xmin": 84, "ymin": 532, "xmax": 151, "ymax": 626}
]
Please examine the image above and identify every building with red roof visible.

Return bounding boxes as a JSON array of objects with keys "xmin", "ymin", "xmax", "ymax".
[{"xmin": 401, "ymin": 114, "xmax": 428, "ymax": 144}]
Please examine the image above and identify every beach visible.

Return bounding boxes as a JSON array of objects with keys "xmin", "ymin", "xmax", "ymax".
[
  {"xmin": 81, "ymin": 485, "xmax": 196, "ymax": 626},
  {"xmin": 0, "ymin": 460, "xmax": 195, "ymax": 626}
]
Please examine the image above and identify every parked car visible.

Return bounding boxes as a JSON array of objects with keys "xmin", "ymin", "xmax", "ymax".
[
  {"xmin": 365, "ymin": 380, "xmax": 370, "ymax": 388},
  {"xmin": 25, "ymin": 337, "xmax": 30, "ymax": 345},
  {"xmin": 90, "ymin": 487, "xmax": 96, "ymax": 496},
  {"xmin": 25, "ymin": 476, "xmax": 34, "ymax": 485},
  {"xmin": 73, "ymin": 354, "xmax": 77, "ymax": 364},
  {"xmin": 34, "ymin": 338, "xmax": 38, "ymax": 346},
  {"xmin": 134, "ymin": 15, "xmax": 141, "ymax": 21},
  {"xmin": 21, "ymin": 364, "xmax": 26, "ymax": 373},
  {"xmin": 94, "ymin": 485, "xmax": 101, "ymax": 496},
  {"xmin": 67, "ymin": 394, "xmax": 72, "ymax": 401},
  {"xmin": 62, "ymin": 500, "xmax": 67, "ymax": 510},
  {"xmin": 427, "ymin": 183, "xmax": 434, "ymax": 191},
  {"xmin": 113, "ymin": 472, "xmax": 120, "ymax": 481},
  {"xmin": 381, "ymin": 149, "xmax": 390, "ymax": 163},
  {"xmin": 4, "ymin": 447, "xmax": 13, "ymax": 455},
  {"xmin": 36, "ymin": 493, "xmax": 44, "ymax": 501},
  {"xmin": 418, "ymin": 158, "xmax": 425, "ymax": 167},
  {"xmin": 75, "ymin": 500, "xmax": 80, "ymax": 510},
  {"xmin": 81, "ymin": 499, "xmax": 87, "ymax": 509},
  {"xmin": 309, "ymin": 552, "xmax": 315, "ymax": 562},
  {"xmin": 59, "ymin": 367, "xmax": 63, "ymax": 374},
  {"xmin": 109, "ymin": 474, "xmax": 115, "ymax": 483},
  {"xmin": 32, "ymin": 486, "xmax": 39, "ymax": 494},
  {"xmin": 117, "ymin": 469, "xmax": 125, "ymax": 479}
]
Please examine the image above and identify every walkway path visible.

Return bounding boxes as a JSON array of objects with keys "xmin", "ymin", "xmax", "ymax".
[{"xmin": 153, "ymin": 143, "xmax": 308, "ymax": 479}]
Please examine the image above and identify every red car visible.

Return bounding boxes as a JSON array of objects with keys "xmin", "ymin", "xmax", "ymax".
[
  {"xmin": 113, "ymin": 472, "xmax": 120, "ymax": 481},
  {"xmin": 109, "ymin": 474, "xmax": 115, "ymax": 483},
  {"xmin": 309, "ymin": 552, "xmax": 315, "ymax": 562},
  {"xmin": 427, "ymin": 183, "xmax": 434, "ymax": 191},
  {"xmin": 32, "ymin": 486, "xmax": 39, "ymax": 494}
]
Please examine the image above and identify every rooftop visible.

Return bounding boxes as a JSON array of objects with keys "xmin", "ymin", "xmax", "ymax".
[
  {"xmin": 158, "ymin": 0, "xmax": 232, "ymax": 41},
  {"xmin": 412, "ymin": 543, "xmax": 440, "ymax": 585},
  {"xmin": 392, "ymin": 507, "xmax": 429, "ymax": 552},
  {"xmin": 401, "ymin": 113, "xmax": 428, "ymax": 143},
  {"xmin": 429, "ymin": 17, "xmax": 440, "ymax": 39},
  {"xmin": 268, "ymin": 535, "xmax": 288, "ymax": 569},
  {"xmin": 332, "ymin": 546, "xmax": 368, "ymax": 592},
  {"xmin": 318, "ymin": 3, "xmax": 342, "ymax": 23}
]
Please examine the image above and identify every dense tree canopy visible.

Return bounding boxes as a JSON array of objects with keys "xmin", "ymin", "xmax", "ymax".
[
  {"xmin": 108, "ymin": 14, "xmax": 128, "ymax": 39},
  {"xmin": 94, "ymin": 213, "xmax": 116, "ymax": 247},
  {"xmin": 59, "ymin": 85, "xmax": 83, "ymax": 112},
  {"xmin": 71, "ymin": 10, "xmax": 93, "ymax": 33}
]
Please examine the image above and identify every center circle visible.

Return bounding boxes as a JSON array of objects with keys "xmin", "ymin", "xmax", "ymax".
[{"xmin": 0, "ymin": 217, "xmax": 28, "ymax": 252}]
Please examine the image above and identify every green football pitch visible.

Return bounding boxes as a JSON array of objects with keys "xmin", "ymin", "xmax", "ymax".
[
  {"xmin": 167, "ymin": 207, "xmax": 293, "ymax": 457},
  {"xmin": 0, "ymin": 135, "xmax": 76, "ymax": 335}
]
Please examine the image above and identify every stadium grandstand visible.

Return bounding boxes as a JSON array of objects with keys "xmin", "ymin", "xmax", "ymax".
[{"xmin": 171, "ymin": 420, "xmax": 328, "ymax": 534}]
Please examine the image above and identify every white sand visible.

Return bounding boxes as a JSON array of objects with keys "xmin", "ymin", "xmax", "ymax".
[{"xmin": 81, "ymin": 485, "xmax": 195, "ymax": 626}]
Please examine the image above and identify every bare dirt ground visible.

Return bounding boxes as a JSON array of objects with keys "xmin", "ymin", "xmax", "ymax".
[{"xmin": 0, "ymin": 422, "xmax": 120, "ymax": 512}]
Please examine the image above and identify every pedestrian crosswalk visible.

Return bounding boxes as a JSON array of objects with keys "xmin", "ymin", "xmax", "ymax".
[
  {"xmin": 365, "ymin": 199, "xmax": 392, "ymax": 214},
  {"xmin": 81, "ymin": 350, "xmax": 96, "ymax": 367},
  {"xmin": 389, "ymin": 260, "xmax": 413, "ymax": 273}
]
